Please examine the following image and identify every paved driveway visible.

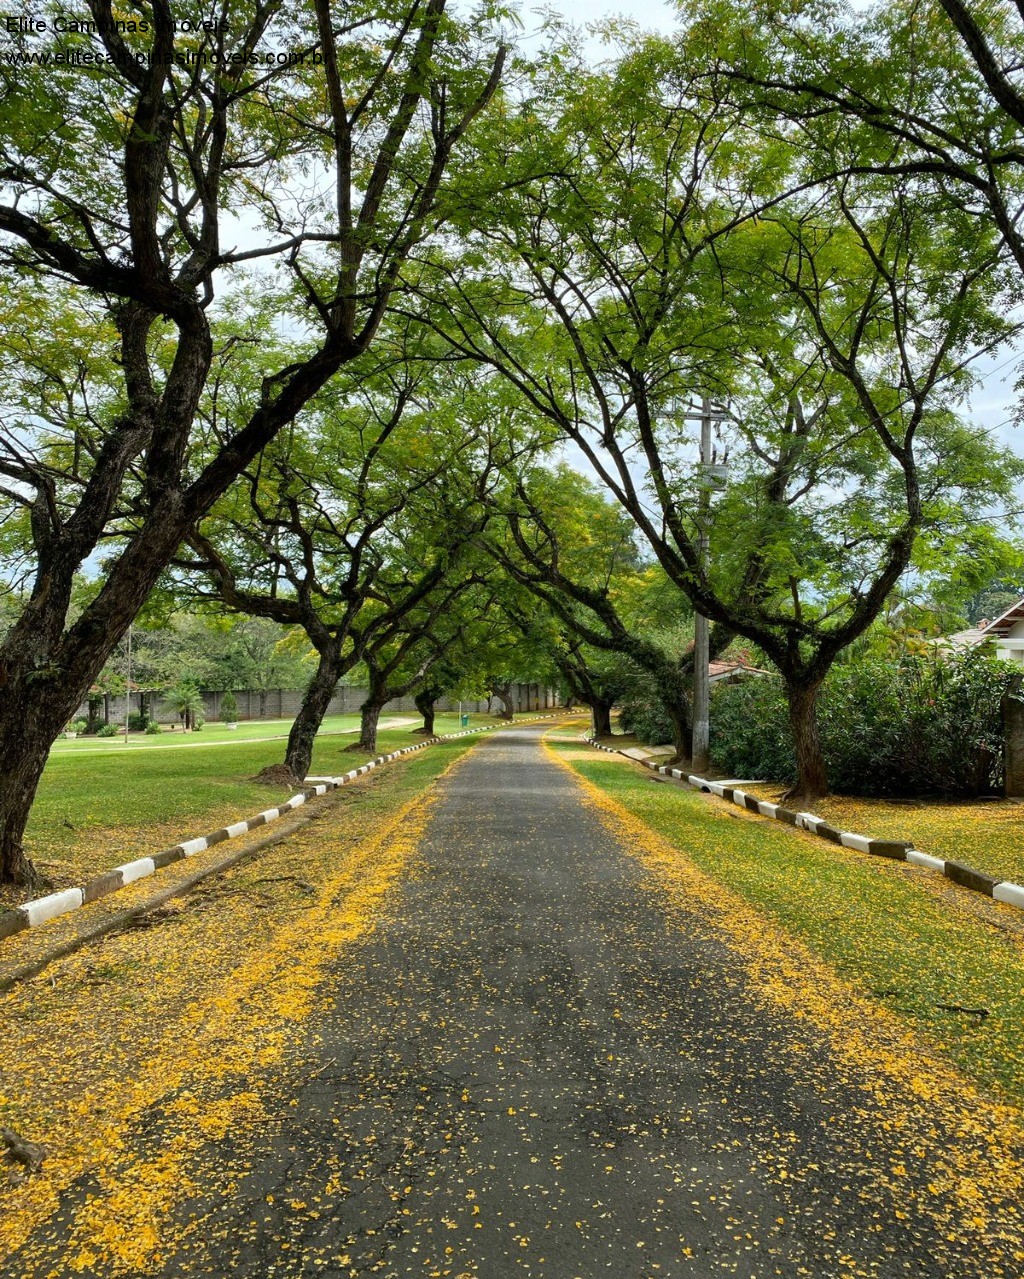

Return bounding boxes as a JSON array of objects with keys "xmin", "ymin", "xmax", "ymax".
[{"xmin": 11, "ymin": 725, "xmax": 1024, "ymax": 1277}]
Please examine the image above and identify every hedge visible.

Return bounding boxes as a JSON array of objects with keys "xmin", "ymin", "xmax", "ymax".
[{"xmin": 708, "ymin": 648, "xmax": 1018, "ymax": 797}]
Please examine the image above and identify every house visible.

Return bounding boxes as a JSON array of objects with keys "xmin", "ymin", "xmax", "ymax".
[
  {"xmin": 945, "ymin": 599, "xmax": 1024, "ymax": 666},
  {"xmin": 709, "ymin": 656, "xmax": 773, "ymax": 683}
]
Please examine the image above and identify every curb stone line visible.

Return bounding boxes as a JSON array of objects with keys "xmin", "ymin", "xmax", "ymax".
[
  {"xmin": 0, "ymin": 716, "xmax": 567, "ymax": 944},
  {"xmin": 0, "ymin": 809, "xmax": 317, "ymax": 996},
  {"xmin": 582, "ymin": 736, "xmax": 1024, "ymax": 917}
]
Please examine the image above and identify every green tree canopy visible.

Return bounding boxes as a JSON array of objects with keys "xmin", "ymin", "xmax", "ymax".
[{"xmin": 411, "ymin": 26, "xmax": 1023, "ymax": 795}]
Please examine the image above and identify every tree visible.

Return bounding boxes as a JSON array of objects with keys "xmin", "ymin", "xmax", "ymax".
[
  {"xmin": 550, "ymin": 636, "xmax": 632, "ymax": 738},
  {"xmin": 494, "ymin": 579, "xmax": 630, "ymax": 736},
  {"xmin": 416, "ymin": 32, "xmax": 1021, "ymax": 796},
  {"xmin": 404, "ymin": 582, "xmax": 549, "ymax": 732},
  {"xmin": 166, "ymin": 679, "xmax": 204, "ymax": 732},
  {"xmin": 130, "ymin": 615, "xmax": 224, "ymax": 696},
  {"xmin": 411, "ymin": 667, "xmax": 459, "ymax": 735},
  {"xmin": 219, "ymin": 690, "xmax": 239, "ymax": 725},
  {"xmin": 486, "ymin": 466, "xmax": 725, "ymax": 763},
  {"xmin": 228, "ymin": 618, "xmax": 309, "ymax": 716},
  {"xmin": 346, "ymin": 577, "xmax": 483, "ymax": 753},
  {"xmin": 0, "ymin": 0, "xmax": 506, "ymax": 883},
  {"xmin": 687, "ymin": 0, "xmax": 1024, "ymax": 282},
  {"xmin": 130, "ymin": 611, "xmax": 312, "ymax": 708},
  {"xmin": 181, "ymin": 349, "xmax": 530, "ymax": 780}
]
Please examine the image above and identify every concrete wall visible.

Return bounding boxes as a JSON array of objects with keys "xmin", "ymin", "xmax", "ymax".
[
  {"xmin": 512, "ymin": 682, "xmax": 559, "ymax": 712},
  {"xmin": 82, "ymin": 682, "xmax": 560, "ymax": 726}
]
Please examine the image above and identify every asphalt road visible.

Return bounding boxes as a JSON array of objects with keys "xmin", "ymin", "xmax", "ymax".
[{"xmin": 11, "ymin": 726, "xmax": 1023, "ymax": 1277}]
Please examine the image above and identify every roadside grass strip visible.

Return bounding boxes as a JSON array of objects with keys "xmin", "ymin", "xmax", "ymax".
[
  {"xmin": 545, "ymin": 738, "xmax": 1024, "ymax": 1270},
  {"xmin": 558, "ymin": 737, "xmax": 1024, "ymax": 1107},
  {"xmin": 585, "ymin": 738, "xmax": 1024, "ymax": 919},
  {"xmin": 774, "ymin": 789, "xmax": 1024, "ymax": 892},
  {"xmin": 0, "ymin": 742, "xmax": 439, "ymax": 942},
  {"xmin": 0, "ymin": 717, "xmax": 565, "ymax": 943}
]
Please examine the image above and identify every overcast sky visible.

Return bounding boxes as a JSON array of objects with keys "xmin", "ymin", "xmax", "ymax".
[{"xmin": 530, "ymin": 0, "xmax": 678, "ymax": 30}]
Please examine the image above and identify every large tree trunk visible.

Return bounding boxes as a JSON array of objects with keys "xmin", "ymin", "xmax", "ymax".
[
  {"xmin": 665, "ymin": 698, "xmax": 693, "ymax": 767},
  {"xmin": 0, "ymin": 560, "xmax": 176, "ymax": 885},
  {"xmin": 784, "ymin": 680, "xmax": 829, "ymax": 802},
  {"xmin": 284, "ymin": 645, "xmax": 343, "ymax": 781},
  {"xmin": 354, "ymin": 701, "xmax": 384, "ymax": 754},
  {"xmin": 0, "ymin": 712, "xmax": 64, "ymax": 887},
  {"xmin": 0, "ymin": 500, "xmax": 208, "ymax": 884},
  {"xmin": 414, "ymin": 689, "xmax": 437, "ymax": 735},
  {"xmin": 345, "ymin": 659, "xmax": 391, "ymax": 755},
  {"xmin": 491, "ymin": 682, "xmax": 515, "ymax": 720},
  {"xmin": 591, "ymin": 700, "xmax": 613, "ymax": 737}
]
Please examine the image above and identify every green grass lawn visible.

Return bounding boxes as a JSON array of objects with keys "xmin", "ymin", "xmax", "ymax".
[
  {"xmin": 17, "ymin": 713, "xmax": 498, "ymax": 897},
  {"xmin": 551, "ymin": 740, "xmax": 1024, "ymax": 1108},
  {"xmin": 48, "ymin": 710, "xmax": 479, "ymax": 753},
  {"xmin": 742, "ymin": 786, "xmax": 1024, "ymax": 890}
]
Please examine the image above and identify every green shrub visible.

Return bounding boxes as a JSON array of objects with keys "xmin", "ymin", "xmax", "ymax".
[
  {"xmin": 219, "ymin": 690, "xmax": 238, "ymax": 723},
  {"xmin": 145, "ymin": 721, "xmax": 162, "ymax": 735},
  {"xmin": 617, "ymin": 694, "xmax": 675, "ymax": 746},
  {"xmin": 709, "ymin": 677, "xmax": 794, "ymax": 781},
  {"xmin": 127, "ymin": 712, "xmax": 148, "ymax": 732},
  {"xmin": 710, "ymin": 647, "xmax": 1018, "ymax": 797},
  {"xmin": 96, "ymin": 724, "xmax": 119, "ymax": 738}
]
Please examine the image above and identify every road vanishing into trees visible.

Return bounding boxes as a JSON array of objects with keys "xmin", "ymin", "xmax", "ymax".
[{"xmin": 9, "ymin": 725, "xmax": 1024, "ymax": 1278}]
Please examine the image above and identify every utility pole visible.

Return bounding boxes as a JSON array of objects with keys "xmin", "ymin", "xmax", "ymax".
[
  {"xmin": 677, "ymin": 395, "xmax": 728, "ymax": 773},
  {"xmin": 691, "ymin": 396, "xmax": 712, "ymax": 773}
]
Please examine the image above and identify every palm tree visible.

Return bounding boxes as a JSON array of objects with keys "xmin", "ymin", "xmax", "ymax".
[{"xmin": 166, "ymin": 680, "xmax": 204, "ymax": 732}]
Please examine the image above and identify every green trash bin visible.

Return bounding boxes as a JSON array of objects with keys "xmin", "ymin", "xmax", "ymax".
[{"xmin": 460, "ymin": 714, "xmax": 470, "ymax": 727}]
